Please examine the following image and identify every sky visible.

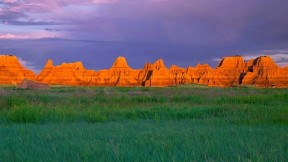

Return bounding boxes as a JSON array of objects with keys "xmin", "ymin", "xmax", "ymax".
[{"xmin": 1, "ymin": 0, "xmax": 288, "ymax": 73}]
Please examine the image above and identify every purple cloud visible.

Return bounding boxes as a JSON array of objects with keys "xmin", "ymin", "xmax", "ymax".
[
  {"xmin": 1, "ymin": 0, "xmax": 288, "ymax": 44},
  {"xmin": 0, "ymin": 0, "xmax": 288, "ymax": 72}
]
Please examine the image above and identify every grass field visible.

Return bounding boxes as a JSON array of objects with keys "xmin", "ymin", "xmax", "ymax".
[{"xmin": 0, "ymin": 85, "xmax": 287, "ymax": 161}]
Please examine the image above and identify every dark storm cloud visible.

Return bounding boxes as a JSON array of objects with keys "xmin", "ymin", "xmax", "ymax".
[
  {"xmin": 44, "ymin": 28, "xmax": 62, "ymax": 32},
  {"xmin": 1, "ymin": 0, "xmax": 288, "ymax": 70}
]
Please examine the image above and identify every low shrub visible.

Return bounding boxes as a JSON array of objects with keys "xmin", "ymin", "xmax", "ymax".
[{"xmin": 8, "ymin": 106, "xmax": 42, "ymax": 123}]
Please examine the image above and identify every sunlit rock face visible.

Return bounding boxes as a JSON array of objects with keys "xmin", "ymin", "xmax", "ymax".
[
  {"xmin": 184, "ymin": 64, "xmax": 212, "ymax": 84},
  {"xmin": 36, "ymin": 60, "xmax": 96, "ymax": 85},
  {"xmin": 142, "ymin": 59, "xmax": 174, "ymax": 87},
  {"xmin": 93, "ymin": 56, "xmax": 141, "ymax": 86},
  {"xmin": 199, "ymin": 56, "xmax": 246, "ymax": 87},
  {"xmin": 1, "ymin": 54, "xmax": 288, "ymax": 87},
  {"xmin": 36, "ymin": 59, "xmax": 53, "ymax": 82},
  {"xmin": 241, "ymin": 56, "xmax": 288, "ymax": 87},
  {"xmin": 169, "ymin": 65, "xmax": 186, "ymax": 85},
  {"xmin": 0, "ymin": 55, "xmax": 36, "ymax": 84}
]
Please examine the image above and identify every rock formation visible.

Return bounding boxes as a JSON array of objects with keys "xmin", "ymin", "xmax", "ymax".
[
  {"xmin": 169, "ymin": 65, "xmax": 186, "ymax": 84},
  {"xmin": 241, "ymin": 56, "xmax": 288, "ymax": 87},
  {"xmin": 184, "ymin": 63, "xmax": 212, "ymax": 84},
  {"xmin": 199, "ymin": 56, "xmax": 246, "ymax": 87},
  {"xmin": 36, "ymin": 59, "xmax": 53, "ymax": 82},
  {"xmin": 18, "ymin": 78, "xmax": 50, "ymax": 90},
  {"xmin": 0, "ymin": 54, "xmax": 287, "ymax": 88},
  {"xmin": 142, "ymin": 59, "xmax": 174, "ymax": 87},
  {"xmin": 0, "ymin": 55, "xmax": 36, "ymax": 84},
  {"xmin": 36, "ymin": 60, "xmax": 96, "ymax": 85},
  {"xmin": 93, "ymin": 56, "xmax": 141, "ymax": 86}
]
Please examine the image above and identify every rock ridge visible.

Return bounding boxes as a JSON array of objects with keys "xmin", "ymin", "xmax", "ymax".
[{"xmin": 1, "ymin": 54, "xmax": 287, "ymax": 87}]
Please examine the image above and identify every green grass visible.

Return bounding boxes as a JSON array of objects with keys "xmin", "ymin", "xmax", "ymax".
[
  {"xmin": 0, "ymin": 85, "xmax": 287, "ymax": 161},
  {"xmin": 0, "ymin": 121, "xmax": 287, "ymax": 161}
]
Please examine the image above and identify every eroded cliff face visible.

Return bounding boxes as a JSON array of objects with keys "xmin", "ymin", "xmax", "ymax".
[
  {"xmin": 185, "ymin": 64, "xmax": 212, "ymax": 84},
  {"xmin": 1, "ymin": 54, "xmax": 288, "ymax": 88},
  {"xmin": 93, "ymin": 56, "xmax": 141, "ymax": 86},
  {"xmin": 169, "ymin": 65, "xmax": 186, "ymax": 85},
  {"xmin": 199, "ymin": 56, "xmax": 246, "ymax": 87},
  {"xmin": 0, "ymin": 55, "xmax": 36, "ymax": 84},
  {"xmin": 142, "ymin": 59, "xmax": 174, "ymax": 87},
  {"xmin": 36, "ymin": 60, "xmax": 96, "ymax": 85},
  {"xmin": 241, "ymin": 56, "xmax": 288, "ymax": 87}
]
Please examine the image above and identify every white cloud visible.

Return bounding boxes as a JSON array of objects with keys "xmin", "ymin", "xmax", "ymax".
[
  {"xmin": 211, "ymin": 49, "xmax": 288, "ymax": 67},
  {"xmin": 0, "ymin": 33, "xmax": 24, "ymax": 39},
  {"xmin": 211, "ymin": 58, "xmax": 221, "ymax": 62},
  {"xmin": 277, "ymin": 62, "xmax": 288, "ymax": 67},
  {"xmin": 18, "ymin": 57, "xmax": 40, "ymax": 74},
  {"xmin": 243, "ymin": 49, "xmax": 288, "ymax": 67},
  {"xmin": 0, "ymin": 32, "xmax": 62, "ymax": 39}
]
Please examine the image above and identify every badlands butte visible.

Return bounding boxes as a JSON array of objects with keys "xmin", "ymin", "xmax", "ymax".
[{"xmin": 1, "ymin": 54, "xmax": 288, "ymax": 88}]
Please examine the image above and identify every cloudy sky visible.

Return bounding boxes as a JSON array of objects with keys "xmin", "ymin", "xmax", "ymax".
[{"xmin": 1, "ymin": 0, "xmax": 288, "ymax": 73}]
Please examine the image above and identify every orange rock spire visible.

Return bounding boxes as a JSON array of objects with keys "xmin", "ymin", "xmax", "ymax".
[
  {"xmin": 111, "ymin": 56, "xmax": 130, "ymax": 69},
  {"xmin": 93, "ymin": 56, "xmax": 141, "ymax": 86}
]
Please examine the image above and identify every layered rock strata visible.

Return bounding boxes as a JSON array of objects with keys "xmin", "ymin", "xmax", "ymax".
[
  {"xmin": 1, "ymin": 54, "xmax": 287, "ymax": 88},
  {"xmin": 0, "ymin": 55, "xmax": 36, "ymax": 84},
  {"xmin": 241, "ymin": 56, "xmax": 288, "ymax": 87},
  {"xmin": 93, "ymin": 56, "xmax": 141, "ymax": 86},
  {"xmin": 36, "ymin": 60, "xmax": 96, "ymax": 85}
]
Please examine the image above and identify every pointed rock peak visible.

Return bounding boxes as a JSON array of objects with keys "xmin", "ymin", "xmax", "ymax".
[
  {"xmin": 253, "ymin": 55, "xmax": 277, "ymax": 67},
  {"xmin": 153, "ymin": 58, "xmax": 167, "ymax": 70},
  {"xmin": 143, "ymin": 62, "xmax": 152, "ymax": 69},
  {"xmin": 217, "ymin": 55, "xmax": 245, "ymax": 69},
  {"xmin": 44, "ymin": 59, "xmax": 54, "ymax": 68},
  {"xmin": 111, "ymin": 56, "xmax": 130, "ymax": 69}
]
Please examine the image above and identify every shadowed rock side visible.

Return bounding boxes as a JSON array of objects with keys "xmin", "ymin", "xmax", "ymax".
[
  {"xmin": 36, "ymin": 60, "xmax": 96, "ymax": 85},
  {"xmin": 0, "ymin": 55, "xmax": 36, "ymax": 84},
  {"xmin": 18, "ymin": 78, "xmax": 50, "ymax": 90},
  {"xmin": 142, "ymin": 59, "xmax": 174, "ymax": 87},
  {"xmin": 1, "ymin": 54, "xmax": 288, "ymax": 87}
]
